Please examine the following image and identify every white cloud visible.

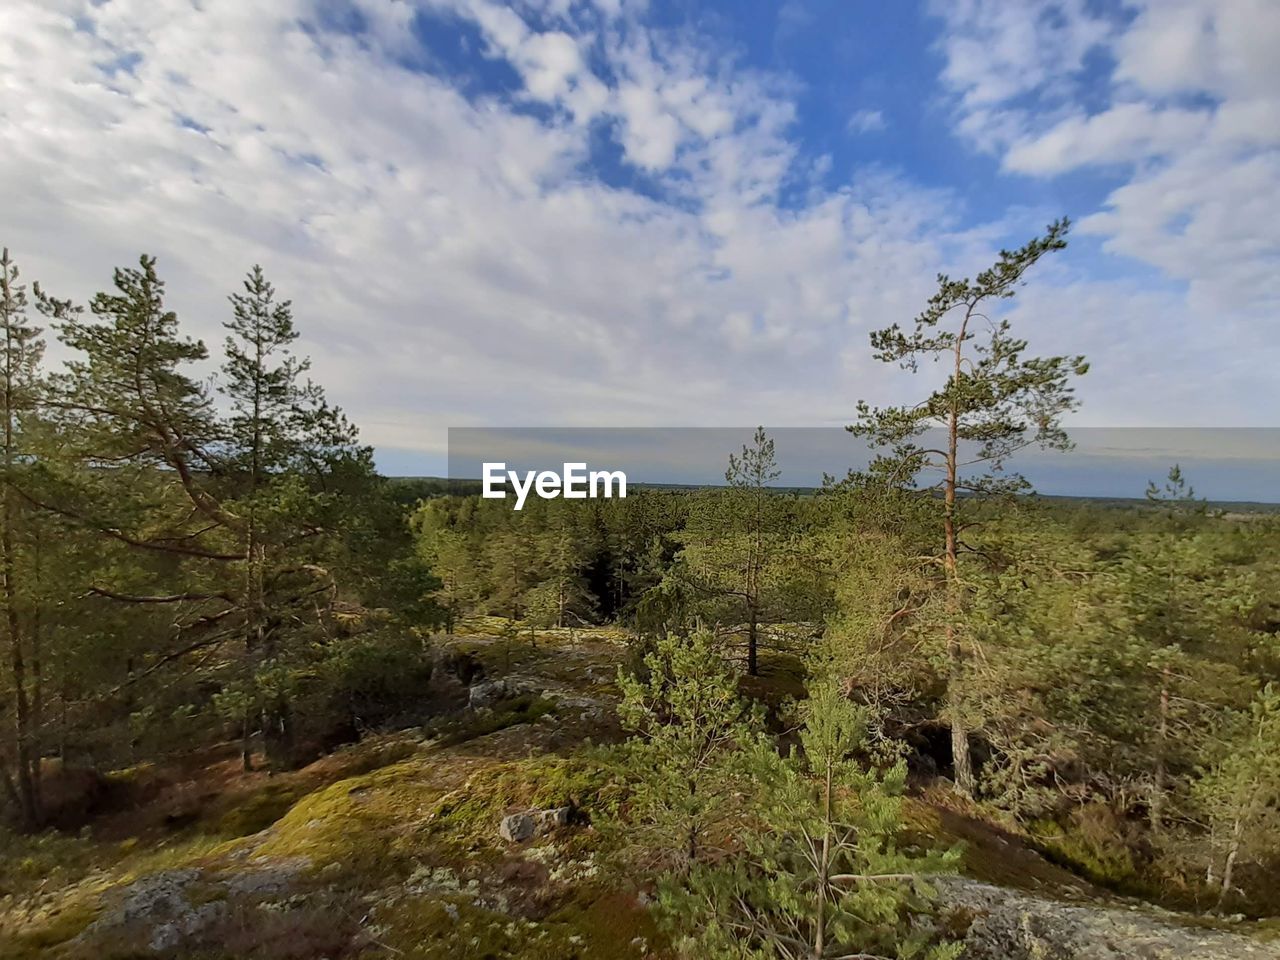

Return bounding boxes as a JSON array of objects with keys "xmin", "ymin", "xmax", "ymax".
[
  {"xmin": 0, "ymin": 0, "xmax": 1274, "ymax": 483},
  {"xmin": 847, "ymin": 109, "xmax": 885, "ymax": 135},
  {"xmin": 933, "ymin": 0, "xmax": 1280, "ymax": 326},
  {"xmin": 1004, "ymin": 103, "xmax": 1211, "ymax": 174},
  {"xmin": 928, "ymin": 0, "xmax": 1110, "ymax": 116}
]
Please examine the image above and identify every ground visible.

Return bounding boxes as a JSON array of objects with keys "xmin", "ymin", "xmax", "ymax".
[{"xmin": 2, "ymin": 625, "xmax": 1277, "ymax": 959}]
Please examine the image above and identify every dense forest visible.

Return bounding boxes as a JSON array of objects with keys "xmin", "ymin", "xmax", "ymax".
[{"xmin": 2, "ymin": 226, "xmax": 1279, "ymax": 959}]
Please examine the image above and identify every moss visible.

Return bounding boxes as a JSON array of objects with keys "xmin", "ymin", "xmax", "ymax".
[
  {"xmin": 207, "ymin": 781, "xmax": 309, "ymax": 838},
  {"xmin": 0, "ymin": 829, "xmax": 101, "ymax": 898},
  {"xmin": 454, "ymin": 617, "xmax": 628, "ymax": 647},
  {"xmin": 426, "ymin": 694, "xmax": 557, "ymax": 748},
  {"xmin": 248, "ymin": 757, "xmax": 446, "ymax": 885},
  {"xmin": 1, "ymin": 896, "xmax": 101, "ymax": 959},
  {"xmin": 199, "ymin": 738, "xmax": 421, "ymax": 839},
  {"xmin": 373, "ymin": 890, "xmax": 652, "ymax": 960},
  {"xmin": 545, "ymin": 886, "xmax": 664, "ymax": 959},
  {"xmin": 1028, "ymin": 805, "xmax": 1137, "ymax": 888},
  {"xmin": 116, "ymin": 835, "xmax": 229, "ymax": 881},
  {"xmin": 429, "ymin": 754, "xmax": 626, "ymax": 849}
]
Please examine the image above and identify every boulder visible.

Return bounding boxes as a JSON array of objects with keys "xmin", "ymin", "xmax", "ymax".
[
  {"xmin": 535, "ymin": 806, "xmax": 571, "ymax": 830},
  {"xmin": 468, "ymin": 681, "xmax": 505, "ymax": 709},
  {"xmin": 498, "ymin": 806, "xmax": 571, "ymax": 843},
  {"xmin": 499, "ymin": 812, "xmax": 535, "ymax": 842}
]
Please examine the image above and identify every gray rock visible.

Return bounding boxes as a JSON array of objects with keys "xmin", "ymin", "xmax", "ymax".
[
  {"xmin": 74, "ymin": 867, "xmax": 225, "ymax": 954},
  {"xmin": 535, "ymin": 806, "xmax": 571, "ymax": 830},
  {"xmin": 468, "ymin": 680, "xmax": 505, "ymax": 709},
  {"xmin": 499, "ymin": 812, "xmax": 535, "ymax": 842},
  {"xmin": 937, "ymin": 877, "xmax": 1280, "ymax": 959},
  {"xmin": 468, "ymin": 676, "xmax": 546, "ymax": 709},
  {"xmin": 499, "ymin": 806, "xmax": 571, "ymax": 842}
]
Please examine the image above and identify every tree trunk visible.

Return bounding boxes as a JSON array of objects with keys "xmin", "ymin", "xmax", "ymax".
[
  {"xmin": 4, "ymin": 520, "xmax": 39, "ymax": 829},
  {"xmin": 944, "ymin": 317, "xmax": 974, "ymax": 799},
  {"xmin": 943, "ymin": 441, "xmax": 973, "ymax": 798},
  {"xmin": 263, "ymin": 695, "xmax": 294, "ymax": 773},
  {"xmin": 949, "ymin": 679, "xmax": 974, "ymax": 799},
  {"xmin": 813, "ymin": 762, "xmax": 833, "ymax": 959},
  {"xmin": 241, "ymin": 710, "xmax": 253, "ymax": 773},
  {"xmin": 1216, "ymin": 818, "xmax": 1242, "ymax": 914},
  {"xmin": 1, "ymin": 341, "xmax": 40, "ymax": 828}
]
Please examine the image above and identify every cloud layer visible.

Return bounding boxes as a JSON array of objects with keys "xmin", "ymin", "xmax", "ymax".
[{"xmin": 1, "ymin": 0, "xmax": 1276, "ymax": 471}]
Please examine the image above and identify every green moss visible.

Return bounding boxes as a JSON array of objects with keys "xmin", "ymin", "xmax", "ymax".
[
  {"xmin": 429, "ymin": 754, "xmax": 626, "ymax": 848},
  {"xmin": 207, "ymin": 781, "xmax": 308, "ymax": 838},
  {"xmin": 248, "ymin": 757, "xmax": 446, "ymax": 885},
  {"xmin": 1028, "ymin": 807, "xmax": 1137, "ymax": 887},
  {"xmin": 0, "ymin": 830, "xmax": 101, "ymax": 898},
  {"xmin": 425, "ymin": 694, "xmax": 556, "ymax": 747},
  {"xmin": 546, "ymin": 886, "xmax": 664, "ymax": 959},
  {"xmin": 373, "ymin": 889, "xmax": 652, "ymax": 960},
  {"xmin": 1, "ymin": 896, "xmax": 101, "ymax": 959},
  {"xmin": 199, "ymin": 738, "xmax": 421, "ymax": 839}
]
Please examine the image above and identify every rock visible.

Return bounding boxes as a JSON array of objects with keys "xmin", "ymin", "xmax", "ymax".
[
  {"xmin": 499, "ymin": 812, "xmax": 535, "ymax": 842},
  {"xmin": 467, "ymin": 675, "xmax": 547, "ymax": 709},
  {"xmin": 498, "ymin": 806, "xmax": 571, "ymax": 843},
  {"xmin": 74, "ymin": 867, "xmax": 226, "ymax": 954},
  {"xmin": 937, "ymin": 878, "xmax": 1280, "ymax": 959},
  {"xmin": 468, "ymin": 680, "xmax": 506, "ymax": 709},
  {"xmin": 223, "ymin": 857, "xmax": 309, "ymax": 896},
  {"xmin": 535, "ymin": 806, "xmax": 571, "ymax": 830}
]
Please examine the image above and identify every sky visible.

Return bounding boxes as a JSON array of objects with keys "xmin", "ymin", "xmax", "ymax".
[{"xmin": 2, "ymin": 0, "xmax": 1278, "ymax": 478}]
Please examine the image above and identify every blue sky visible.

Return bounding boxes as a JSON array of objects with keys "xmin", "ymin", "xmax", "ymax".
[{"xmin": 2, "ymin": 0, "xmax": 1278, "ymax": 483}]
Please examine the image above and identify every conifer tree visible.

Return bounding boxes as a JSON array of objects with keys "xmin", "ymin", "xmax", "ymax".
[
  {"xmin": 0, "ymin": 249, "xmax": 48, "ymax": 828},
  {"xmin": 683, "ymin": 427, "xmax": 786, "ymax": 675},
  {"xmin": 530, "ymin": 509, "xmax": 595, "ymax": 631},
  {"xmin": 666, "ymin": 676, "xmax": 960, "ymax": 960},
  {"xmin": 1193, "ymin": 684, "xmax": 1280, "ymax": 912},
  {"xmin": 418, "ymin": 526, "xmax": 478, "ymax": 633},
  {"xmin": 42, "ymin": 257, "xmax": 375, "ymax": 771},
  {"xmin": 850, "ymin": 220, "xmax": 1088, "ymax": 797},
  {"xmin": 1101, "ymin": 532, "xmax": 1256, "ymax": 838},
  {"xmin": 617, "ymin": 627, "xmax": 763, "ymax": 873},
  {"xmin": 219, "ymin": 265, "xmax": 371, "ymax": 768}
]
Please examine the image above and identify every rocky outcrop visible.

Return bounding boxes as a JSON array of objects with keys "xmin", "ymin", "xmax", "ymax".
[
  {"xmin": 71, "ymin": 858, "xmax": 312, "ymax": 955},
  {"xmin": 939, "ymin": 878, "xmax": 1280, "ymax": 959}
]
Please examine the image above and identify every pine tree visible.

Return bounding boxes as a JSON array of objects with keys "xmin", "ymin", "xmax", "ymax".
[
  {"xmin": 683, "ymin": 427, "xmax": 787, "ymax": 675},
  {"xmin": 41, "ymin": 257, "xmax": 375, "ymax": 772},
  {"xmin": 1193, "ymin": 684, "xmax": 1280, "ymax": 912},
  {"xmin": 532, "ymin": 509, "xmax": 595, "ymax": 631},
  {"xmin": 419, "ymin": 526, "xmax": 478, "ymax": 634},
  {"xmin": 1101, "ymin": 532, "xmax": 1256, "ymax": 839},
  {"xmin": 617, "ymin": 627, "xmax": 763, "ymax": 874},
  {"xmin": 219, "ymin": 264, "xmax": 371, "ymax": 769},
  {"xmin": 850, "ymin": 220, "xmax": 1088, "ymax": 797},
  {"xmin": 665, "ymin": 676, "xmax": 960, "ymax": 960},
  {"xmin": 0, "ymin": 249, "xmax": 48, "ymax": 828}
]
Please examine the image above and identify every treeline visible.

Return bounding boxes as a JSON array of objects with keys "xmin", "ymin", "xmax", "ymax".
[{"xmin": 0, "ymin": 249, "xmax": 435, "ymax": 830}]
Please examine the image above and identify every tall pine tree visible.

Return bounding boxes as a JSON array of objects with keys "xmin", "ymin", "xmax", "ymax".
[{"xmin": 850, "ymin": 220, "xmax": 1088, "ymax": 797}]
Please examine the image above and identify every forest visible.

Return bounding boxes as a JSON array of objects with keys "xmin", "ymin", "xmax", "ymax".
[{"xmin": 1, "ymin": 225, "xmax": 1279, "ymax": 959}]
